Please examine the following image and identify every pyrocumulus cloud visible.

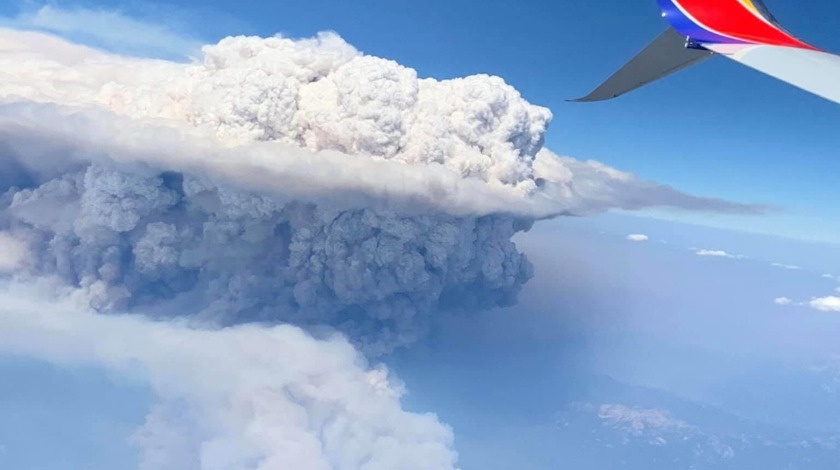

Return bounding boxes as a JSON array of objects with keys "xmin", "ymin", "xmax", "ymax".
[
  {"xmin": 0, "ymin": 22, "xmax": 770, "ymax": 470},
  {"xmin": 0, "ymin": 28, "xmax": 763, "ymax": 352}
]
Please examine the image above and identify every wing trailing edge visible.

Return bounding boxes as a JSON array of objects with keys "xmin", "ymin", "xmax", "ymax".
[{"xmin": 571, "ymin": 28, "xmax": 713, "ymax": 102}]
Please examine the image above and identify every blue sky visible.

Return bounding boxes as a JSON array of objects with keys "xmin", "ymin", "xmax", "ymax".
[
  {"xmin": 0, "ymin": 359, "xmax": 149, "ymax": 469},
  {"xmin": 4, "ymin": 0, "xmax": 835, "ymax": 242},
  {"xmin": 2, "ymin": 1, "xmax": 840, "ymax": 469}
]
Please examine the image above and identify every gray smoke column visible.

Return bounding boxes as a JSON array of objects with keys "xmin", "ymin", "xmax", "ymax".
[
  {"xmin": 0, "ymin": 28, "xmax": 763, "ymax": 353},
  {"xmin": 0, "ymin": 281, "xmax": 459, "ymax": 469}
]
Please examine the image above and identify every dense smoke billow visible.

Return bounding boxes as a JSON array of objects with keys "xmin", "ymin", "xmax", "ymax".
[
  {"xmin": 0, "ymin": 28, "xmax": 763, "ymax": 352},
  {"xmin": 7, "ymin": 164, "xmax": 534, "ymax": 353}
]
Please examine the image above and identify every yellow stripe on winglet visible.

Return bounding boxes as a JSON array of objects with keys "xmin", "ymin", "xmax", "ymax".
[
  {"xmin": 739, "ymin": 0, "xmax": 762, "ymax": 16},
  {"xmin": 737, "ymin": 0, "xmax": 782, "ymax": 30}
]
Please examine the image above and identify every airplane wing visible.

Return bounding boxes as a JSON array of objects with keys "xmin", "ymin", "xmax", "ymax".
[{"xmin": 574, "ymin": 0, "xmax": 840, "ymax": 105}]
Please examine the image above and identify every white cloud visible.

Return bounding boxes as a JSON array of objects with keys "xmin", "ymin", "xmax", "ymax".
[
  {"xmin": 0, "ymin": 281, "xmax": 458, "ymax": 470},
  {"xmin": 822, "ymin": 274, "xmax": 835, "ymax": 279},
  {"xmin": 626, "ymin": 234, "xmax": 649, "ymax": 242},
  {"xmin": 774, "ymin": 297, "xmax": 793, "ymax": 306},
  {"xmin": 772, "ymin": 263, "xmax": 801, "ymax": 270},
  {"xmin": 695, "ymin": 249, "xmax": 742, "ymax": 259},
  {"xmin": 3, "ymin": 5, "xmax": 201, "ymax": 60},
  {"xmin": 809, "ymin": 297, "xmax": 840, "ymax": 313}
]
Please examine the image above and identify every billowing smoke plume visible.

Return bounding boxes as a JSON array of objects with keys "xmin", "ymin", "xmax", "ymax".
[
  {"xmin": 0, "ymin": 281, "xmax": 458, "ymax": 470},
  {"xmin": 0, "ymin": 28, "xmax": 762, "ymax": 353}
]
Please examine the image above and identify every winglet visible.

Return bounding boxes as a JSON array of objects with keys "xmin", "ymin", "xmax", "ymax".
[{"xmin": 570, "ymin": 28, "xmax": 712, "ymax": 102}]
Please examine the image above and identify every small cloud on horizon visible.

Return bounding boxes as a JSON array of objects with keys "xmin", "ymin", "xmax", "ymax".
[
  {"xmin": 626, "ymin": 234, "xmax": 649, "ymax": 242},
  {"xmin": 809, "ymin": 296, "xmax": 840, "ymax": 313},
  {"xmin": 695, "ymin": 249, "xmax": 742, "ymax": 259},
  {"xmin": 772, "ymin": 263, "xmax": 801, "ymax": 271},
  {"xmin": 771, "ymin": 295, "xmax": 840, "ymax": 312}
]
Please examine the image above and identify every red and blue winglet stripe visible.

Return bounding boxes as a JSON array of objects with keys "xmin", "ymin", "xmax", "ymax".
[{"xmin": 657, "ymin": 0, "xmax": 819, "ymax": 50}]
